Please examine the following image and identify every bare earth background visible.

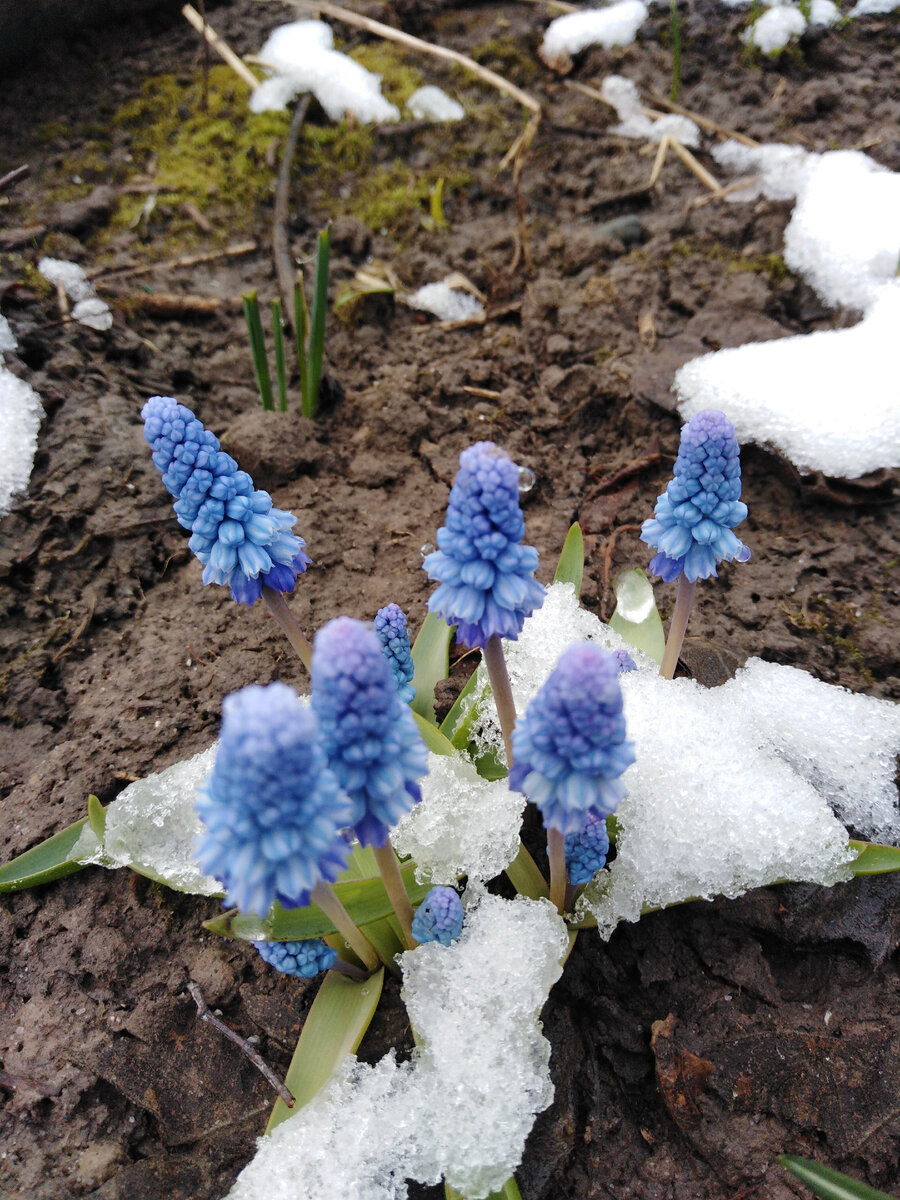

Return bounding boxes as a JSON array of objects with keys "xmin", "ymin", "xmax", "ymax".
[{"xmin": 1, "ymin": 2, "xmax": 899, "ymax": 1197}]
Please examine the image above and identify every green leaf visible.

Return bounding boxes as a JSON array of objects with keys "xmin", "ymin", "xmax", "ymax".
[
  {"xmin": 504, "ymin": 843, "xmax": 549, "ymax": 901},
  {"xmin": 0, "ymin": 818, "xmax": 92, "ymax": 892},
  {"xmin": 345, "ymin": 844, "xmax": 405, "ymax": 962},
  {"xmin": 271, "ymin": 297, "xmax": 288, "ymax": 412},
  {"xmin": 778, "ymin": 1155, "xmax": 898, "ymax": 1200},
  {"xmin": 847, "ymin": 840, "xmax": 900, "ymax": 875},
  {"xmin": 410, "ymin": 610, "xmax": 453, "ymax": 723},
  {"xmin": 440, "ymin": 668, "xmax": 485, "ymax": 746},
  {"xmin": 609, "ymin": 569, "xmax": 665, "ymax": 664},
  {"xmin": 413, "ymin": 710, "xmax": 457, "ymax": 758},
  {"xmin": 266, "ymin": 967, "xmax": 384, "ymax": 1133},
  {"xmin": 242, "ymin": 290, "xmax": 274, "ymax": 412},
  {"xmin": 204, "ymin": 863, "xmax": 433, "ymax": 942},
  {"xmin": 304, "ymin": 225, "xmax": 331, "ymax": 418},
  {"xmin": 87, "ymin": 794, "xmax": 106, "ymax": 840},
  {"xmin": 553, "ymin": 522, "xmax": 584, "ymax": 595},
  {"xmin": 427, "ymin": 176, "xmax": 449, "ymax": 230},
  {"xmin": 446, "ymin": 1171, "xmax": 524, "ymax": 1200},
  {"xmin": 294, "ymin": 278, "xmax": 309, "ymax": 414}
]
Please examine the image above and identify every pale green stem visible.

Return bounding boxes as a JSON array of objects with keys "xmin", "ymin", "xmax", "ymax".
[
  {"xmin": 547, "ymin": 828, "xmax": 568, "ymax": 914},
  {"xmin": 371, "ymin": 842, "xmax": 417, "ymax": 950},
  {"xmin": 262, "ymin": 586, "xmax": 313, "ymax": 670},
  {"xmin": 482, "ymin": 634, "xmax": 516, "ymax": 767},
  {"xmin": 310, "ymin": 881, "xmax": 380, "ymax": 974},
  {"xmin": 659, "ymin": 576, "xmax": 697, "ymax": 681}
]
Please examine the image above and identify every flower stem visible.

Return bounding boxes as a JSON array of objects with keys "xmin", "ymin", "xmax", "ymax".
[
  {"xmin": 263, "ymin": 587, "xmax": 313, "ymax": 670},
  {"xmin": 371, "ymin": 842, "xmax": 417, "ymax": 950},
  {"xmin": 659, "ymin": 575, "xmax": 697, "ymax": 681},
  {"xmin": 310, "ymin": 881, "xmax": 381, "ymax": 974},
  {"xmin": 547, "ymin": 828, "xmax": 568, "ymax": 914},
  {"xmin": 482, "ymin": 634, "xmax": 517, "ymax": 767}
]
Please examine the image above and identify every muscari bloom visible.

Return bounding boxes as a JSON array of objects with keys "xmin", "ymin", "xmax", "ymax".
[
  {"xmin": 196, "ymin": 682, "xmax": 352, "ymax": 916},
  {"xmin": 141, "ymin": 395, "xmax": 311, "ymax": 605},
  {"xmin": 564, "ymin": 812, "xmax": 610, "ymax": 886},
  {"xmin": 411, "ymin": 886, "xmax": 464, "ymax": 947},
  {"xmin": 423, "ymin": 441, "xmax": 545, "ymax": 648},
  {"xmin": 312, "ymin": 617, "xmax": 428, "ymax": 848},
  {"xmin": 508, "ymin": 643, "xmax": 635, "ymax": 836},
  {"xmin": 255, "ymin": 938, "xmax": 337, "ymax": 978},
  {"xmin": 374, "ymin": 604, "xmax": 416, "ymax": 704},
  {"xmin": 640, "ymin": 409, "xmax": 750, "ymax": 584}
]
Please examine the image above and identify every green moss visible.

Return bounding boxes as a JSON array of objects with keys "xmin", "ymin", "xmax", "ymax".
[
  {"xmin": 663, "ymin": 237, "xmax": 791, "ymax": 283},
  {"xmin": 348, "ymin": 41, "xmax": 425, "ymax": 109},
  {"xmin": 785, "ymin": 598, "xmax": 876, "ymax": 686},
  {"xmin": 469, "ymin": 34, "xmax": 541, "ymax": 86},
  {"xmin": 35, "ymin": 120, "xmax": 68, "ymax": 144}
]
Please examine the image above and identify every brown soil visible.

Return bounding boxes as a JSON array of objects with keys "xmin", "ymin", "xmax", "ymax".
[{"xmin": 1, "ymin": 3, "xmax": 899, "ymax": 1198}]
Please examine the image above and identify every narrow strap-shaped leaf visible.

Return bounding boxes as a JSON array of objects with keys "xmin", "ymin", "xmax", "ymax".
[
  {"xmin": 553, "ymin": 522, "xmax": 584, "ymax": 595},
  {"xmin": 204, "ymin": 863, "xmax": 432, "ymax": 942},
  {"xmin": 445, "ymin": 1173, "xmax": 524, "ymax": 1200},
  {"xmin": 346, "ymin": 844, "xmax": 405, "ymax": 963},
  {"xmin": 0, "ymin": 818, "xmax": 92, "ymax": 892},
  {"xmin": 440, "ymin": 668, "xmax": 485, "ymax": 746},
  {"xmin": 270, "ymin": 297, "xmax": 288, "ymax": 412},
  {"xmin": 848, "ymin": 840, "xmax": 900, "ymax": 875},
  {"xmin": 413, "ymin": 710, "xmax": 457, "ymax": 758},
  {"xmin": 87, "ymin": 794, "xmax": 107, "ymax": 839},
  {"xmin": 609, "ymin": 568, "xmax": 665, "ymax": 664},
  {"xmin": 778, "ymin": 1155, "xmax": 898, "ymax": 1200},
  {"xmin": 305, "ymin": 225, "xmax": 331, "ymax": 418},
  {"xmin": 266, "ymin": 966, "xmax": 385, "ymax": 1133},
  {"xmin": 294, "ymin": 278, "xmax": 310, "ymax": 415},
  {"xmin": 505, "ymin": 843, "xmax": 549, "ymax": 901},
  {"xmin": 242, "ymin": 290, "xmax": 274, "ymax": 411},
  {"xmin": 410, "ymin": 610, "xmax": 453, "ymax": 724}
]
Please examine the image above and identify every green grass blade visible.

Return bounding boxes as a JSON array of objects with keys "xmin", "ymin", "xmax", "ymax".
[
  {"xmin": 346, "ymin": 844, "xmax": 405, "ymax": 961},
  {"xmin": 847, "ymin": 840, "xmax": 900, "ymax": 875},
  {"xmin": 204, "ymin": 863, "xmax": 433, "ymax": 942},
  {"xmin": 413, "ymin": 710, "xmax": 457, "ymax": 757},
  {"xmin": 87, "ymin": 794, "xmax": 107, "ymax": 839},
  {"xmin": 305, "ymin": 226, "xmax": 331, "ymax": 418},
  {"xmin": 778, "ymin": 1155, "xmax": 898, "ymax": 1200},
  {"xmin": 242, "ymin": 290, "xmax": 274, "ymax": 411},
  {"xmin": 294, "ymin": 277, "xmax": 310, "ymax": 414},
  {"xmin": 609, "ymin": 568, "xmax": 665, "ymax": 664},
  {"xmin": 429, "ymin": 176, "xmax": 449, "ymax": 229},
  {"xmin": 410, "ymin": 611, "xmax": 453, "ymax": 723},
  {"xmin": 0, "ymin": 818, "xmax": 92, "ymax": 892},
  {"xmin": 553, "ymin": 522, "xmax": 584, "ymax": 595},
  {"xmin": 440, "ymin": 667, "xmax": 484, "ymax": 745},
  {"xmin": 266, "ymin": 966, "xmax": 384, "ymax": 1133},
  {"xmin": 270, "ymin": 298, "xmax": 288, "ymax": 412},
  {"xmin": 505, "ymin": 843, "xmax": 549, "ymax": 901}
]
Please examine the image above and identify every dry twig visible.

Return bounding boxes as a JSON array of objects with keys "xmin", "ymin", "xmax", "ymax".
[
  {"xmin": 90, "ymin": 241, "xmax": 257, "ymax": 284},
  {"xmin": 182, "ymin": 4, "xmax": 260, "ymax": 91},
  {"xmin": 273, "ymin": 95, "xmax": 311, "ymax": 323}
]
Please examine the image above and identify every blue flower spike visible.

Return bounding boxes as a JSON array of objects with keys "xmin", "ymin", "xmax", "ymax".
[
  {"xmin": 411, "ymin": 887, "xmax": 464, "ymax": 947},
  {"xmin": 312, "ymin": 616, "xmax": 428, "ymax": 949},
  {"xmin": 509, "ymin": 643, "xmax": 635, "ymax": 912},
  {"xmin": 423, "ymin": 441, "xmax": 545, "ymax": 649},
  {"xmin": 256, "ymin": 938, "xmax": 338, "ymax": 978},
  {"xmin": 141, "ymin": 395, "xmax": 311, "ymax": 606},
  {"xmin": 374, "ymin": 604, "xmax": 416, "ymax": 704},
  {"xmin": 640, "ymin": 409, "xmax": 750, "ymax": 584},
  {"xmin": 565, "ymin": 812, "xmax": 611, "ymax": 887},
  {"xmin": 196, "ymin": 682, "xmax": 352, "ymax": 917}
]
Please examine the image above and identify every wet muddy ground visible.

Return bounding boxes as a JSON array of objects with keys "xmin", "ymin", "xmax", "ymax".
[{"xmin": 1, "ymin": 2, "xmax": 899, "ymax": 1197}]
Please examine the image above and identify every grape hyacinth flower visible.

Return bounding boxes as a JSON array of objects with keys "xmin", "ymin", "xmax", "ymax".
[
  {"xmin": 312, "ymin": 617, "xmax": 428, "ymax": 847},
  {"xmin": 423, "ymin": 441, "xmax": 545, "ymax": 649},
  {"xmin": 256, "ymin": 938, "xmax": 338, "ymax": 978},
  {"xmin": 196, "ymin": 682, "xmax": 352, "ymax": 917},
  {"xmin": 509, "ymin": 643, "xmax": 635, "ymax": 910},
  {"xmin": 640, "ymin": 409, "xmax": 750, "ymax": 584},
  {"xmin": 374, "ymin": 604, "xmax": 416, "ymax": 704},
  {"xmin": 564, "ymin": 812, "xmax": 611, "ymax": 886},
  {"xmin": 411, "ymin": 887, "xmax": 464, "ymax": 947},
  {"xmin": 141, "ymin": 395, "xmax": 311, "ymax": 605}
]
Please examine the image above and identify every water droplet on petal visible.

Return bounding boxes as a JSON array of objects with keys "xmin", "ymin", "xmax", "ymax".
[
  {"xmin": 612, "ymin": 569, "xmax": 654, "ymax": 623},
  {"xmin": 360, "ymin": 986, "xmax": 370, "ymax": 996},
  {"xmin": 518, "ymin": 466, "xmax": 535, "ymax": 494},
  {"xmin": 420, "ymin": 542, "xmax": 435, "ymax": 559}
]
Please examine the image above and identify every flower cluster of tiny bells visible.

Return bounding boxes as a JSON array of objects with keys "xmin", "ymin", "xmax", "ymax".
[{"xmin": 142, "ymin": 396, "xmax": 749, "ymax": 980}]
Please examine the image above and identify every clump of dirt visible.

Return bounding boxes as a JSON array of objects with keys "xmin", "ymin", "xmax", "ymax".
[{"xmin": 1, "ymin": 2, "xmax": 899, "ymax": 1198}]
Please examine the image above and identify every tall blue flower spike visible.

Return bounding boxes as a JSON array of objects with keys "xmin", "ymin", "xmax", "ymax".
[
  {"xmin": 141, "ymin": 395, "xmax": 311, "ymax": 605},
  {"xmin": 311, "ymin": 617, "xmax": 428, "ymax": 848},
  {"xmin": 256, "ymin": 938, "xmax": 338, "ymax": 979},
  {"xmin": 411, "ymin": 887, "xmax": 464, "ymax": 946},
  {"xmin": 640, "ymin": 409, "xmax": 750, "ymax": 584},
  {"xmin": 374, "ymin": 604, "xmax": 416, "ymax": 704},
  {"xmin": 509, "ymin": 644, "xmax": 635, "ymax": 836},
  {"xmin": 564, "ymin": 812, "xmax": 611, "ymax": 886},
  {"xmin": 423, "ymin": 441, "xmax": 545, "ymax": 648},
  {"xmin": 196, "ymin": 682, "xmax": 352, "ymax": 916}
]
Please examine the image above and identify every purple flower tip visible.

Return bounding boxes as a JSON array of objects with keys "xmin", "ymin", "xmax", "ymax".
[
  {"xmin": 640, "ymin": 409, "xmax": 750, "ymax": 583},
  {"xmin": 564, "ymin": 812, "xmax": 611, "ymax": 886},
  {"xmin": 374, "ymin": 604, "xmax": 416, "ymax": 704},
  {"xmin": 256, "ymin": 938, "xmax": 338, "ymax": 978},
  {"xmin": 412, "ymin": 887, "xmax": 464, "ymax": 946},
  {"xmin": 424, "ymin": 441, "xmax": 544, "ymax": 648}
]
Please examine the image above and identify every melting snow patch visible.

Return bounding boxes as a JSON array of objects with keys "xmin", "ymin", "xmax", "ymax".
[
  {"xmin": 250, "ymin": 20, "xmax": 400, "ymax": 122},
  {"xmin": 0, "ymin": 368, "xmax": 43, "ymax": 517},
  {"xmin": 406, "ymin": 86, "xmax": 464, "ymax": 122},
  {"xmin": 0, "ymin": 315, "xmax": 16, "ymax": 353},
  {"xmin": 227, "ymin": 890, "xmax": 568, "ymax": 1200},
  {"xmin": 849, "ymin": 0, "xmax": 900, "ymax": 14},
  {"xmin": 37, "ymin": 258, "xmax": 112, "ymax": 330},
  {"xmin": 539, "ymin": 2, "xmax": 649, "ymax": 72},
  {"xmin": 391, "ymin": 753, "xmax": 525, "ymax": 884},
  {"xmin": 674, "ymin": 283, "xmax": 900, "ymax": 477},
  {"xmin": 601, "ymin": 76, "xmax": 700, "ymax": 147},
  {"xmin": 74, "ymin": 744, "xmax": 223, "ymax": 895},
  {"xmin": 712, "ymin": 139, "xmax": 812, "ymax": 202},
  {"xmin": 407, "ymin": 281, "xmax": 484, "ymax": 322},
  {"xmin": 741, "ymin": 4, "xmax": 807, "ymax": 52}
]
